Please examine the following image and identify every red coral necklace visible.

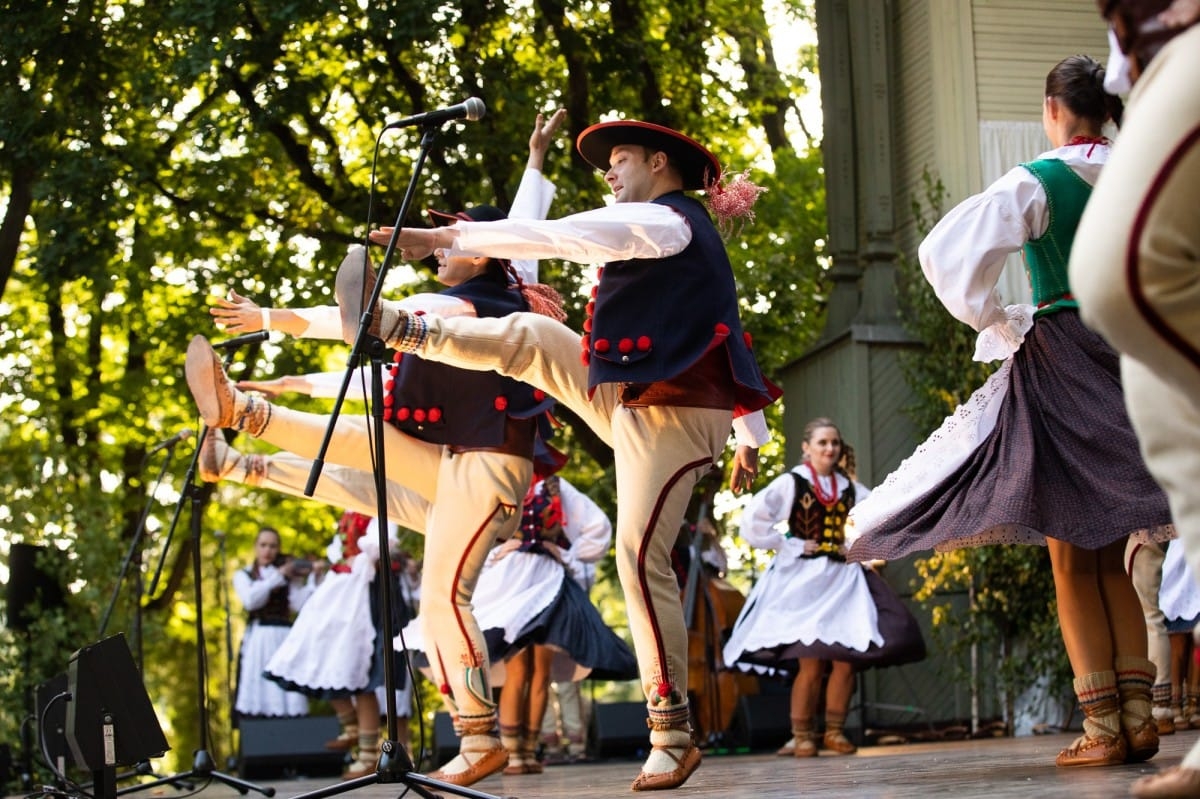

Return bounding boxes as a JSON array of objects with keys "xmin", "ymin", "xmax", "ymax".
[{"xmin": 806, "ymin": 463, "xmax": 839, "ymax": 508}]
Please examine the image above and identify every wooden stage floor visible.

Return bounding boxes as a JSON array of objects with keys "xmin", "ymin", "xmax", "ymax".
[{"xmin": 52, "ymin": 728, "xmax": 1198, "ymax": 799}]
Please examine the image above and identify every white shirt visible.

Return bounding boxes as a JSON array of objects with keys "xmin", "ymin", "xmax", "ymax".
[
  {"xmin": 290, "ymin": 167, "xmax": 557, "ymax": 340},
  {"xmin": 740, "ymin": 464, "xmax": 871, "ymax": 552},
  {"xmin": 919, "ymin": 142, "xmax": 1109, "ymax": 333}
]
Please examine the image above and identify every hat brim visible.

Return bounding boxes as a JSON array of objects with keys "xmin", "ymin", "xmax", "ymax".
[
  {"xmin": 426, "ymin": 204, "xmax": 508, "ymax": 226},
  {"xmin": 576, "ymin": 121, "xmax": 720, "ymax": 192}
]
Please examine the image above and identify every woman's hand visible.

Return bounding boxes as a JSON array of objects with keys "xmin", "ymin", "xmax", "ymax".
[
  {"xmin": 235, "ymin": 376, "xmax": 305, "ymax": 400},
  {"xmin": 210, "ymin": 290, "xmax": 264, "ymax": 333},
  {"xmin": 489, "ymin": 538, "xmax": 522, "ymax": 564},
  {"xmin": 528, "ymin": 109, "xmax": 567, "ymax": 170}
]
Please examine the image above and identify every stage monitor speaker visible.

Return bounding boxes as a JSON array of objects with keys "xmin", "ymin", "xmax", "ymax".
[
  {"xmin": 65, "ymin": 634, "xmax": 169, "ymax": 771},
  {"xmin": 431, "ymin": 711, "xmax": 460, "ymax": 768},
  {"xmin": 237, "ymin": 716, "xmax": 345, "ymax": 779},
  {"xmin": 5, "ymin": 543, "xmax": 65, "ymax": 631},
  {"xmin": 36, "ymin": 672, "xmax": 72, "ymax": 771},
  {"xmin": 588, "ymin": 701, "xmax": 647, "ymax": 759},
  {"xmin": 728, "ymin": 693, "xmax": 793, "ymax": 751}
]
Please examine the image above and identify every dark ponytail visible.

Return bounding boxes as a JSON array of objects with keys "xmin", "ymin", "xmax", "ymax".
[{"xmin": 1045, "ymin": 54, "xmax": 1125, "ymax": 129}]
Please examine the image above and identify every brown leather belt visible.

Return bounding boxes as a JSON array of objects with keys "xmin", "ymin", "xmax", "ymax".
[{"xmin": 447, "ymin": 416, "xmax": 537, "ymax": 460}]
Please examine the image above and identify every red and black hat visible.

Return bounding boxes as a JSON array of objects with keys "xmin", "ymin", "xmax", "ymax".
[
  {"xmin": 426, "ymin": 204, "xmax": 508, "ymax": 226},
  {"xmin": 576, "ymin": 120, "xmax": 721, "ymax": 191}
]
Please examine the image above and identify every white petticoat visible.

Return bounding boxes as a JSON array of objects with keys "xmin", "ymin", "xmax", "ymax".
[
  {"xmin": 264, "ymin": 567, "xmax": 377, "ymax": 693},
  {"xmin": 1160, "ymin": 542, "xmax": 1200, "ymax": 624},
  {"xmin": 847, "ymin": 361, "xmax": 1012, "ymax": 546},
  {"xmin": 722, "ymin": 553, "xmax": 882, "ymax": 673},
  {"xmin": 235, "ymin": 622, "xmax": 310, "ymax": 717}
]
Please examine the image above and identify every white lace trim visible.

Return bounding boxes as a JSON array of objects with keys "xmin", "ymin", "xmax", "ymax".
[
  {"xmin": 847, "ymin": 359, "xmax": 1014, "ymax": 547},
  {"xmin": 973, "ymin": 304, "xmax": 1034, "ymax": 363}
]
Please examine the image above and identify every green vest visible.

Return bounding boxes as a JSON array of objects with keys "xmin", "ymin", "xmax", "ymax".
[{"xmin": 1021, "ymin": 158, "xmax": 1091, "ymax": 317}]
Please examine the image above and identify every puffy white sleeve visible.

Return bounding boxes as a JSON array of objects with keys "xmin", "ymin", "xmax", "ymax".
[
  {"xmin": 292, "ymin": 292, "xmax": 477, "ymax": 342},
  {"xmin": 507, "ymin": 168, "xmax": 557, "ymax": 284},
  {"xmin": 451, "ymin": 203, "xmax": 692, "ymax": 264},
  {"xmin": 290, "ymin": 306, "xmax": 344, "ymax": 340},
  {"xmin": 558, "ymin": 478, "xmax": 612, "ymax": 565},
  {"xmin": 918, "ymin": 165, "xmax": 1048, "ymax": 333},
  {"xmin": 233, "ymin": 567, "xmax": 285, "ymax": 611},
  {"xmin": 356, "ymin": 518, "xmax": 401, "ymax": 562},
  {"xmin": 288, "ymin": 579, "xmax": 314, "ymax": 612},
  {"xmin": 732, "ymin": 410, "xmax": 770, "ymax": 448},
  {"xmin": 738, "ymin": 473, "xmax": 797, "ymax": 551}
]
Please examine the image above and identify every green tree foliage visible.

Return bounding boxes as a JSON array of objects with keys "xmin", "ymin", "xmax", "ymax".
[
  {"xmin": 896, "ymin": 170, "xmax": 1070, "ymax": 731},
  {"xmin": 0, "ymin": 0, "xmax": 825, "ymax": 777}
]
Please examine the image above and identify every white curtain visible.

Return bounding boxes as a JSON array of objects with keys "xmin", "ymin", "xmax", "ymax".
[{"xmin": 978, "ymin": 120, "xmax": 1047, "ymax": 306}]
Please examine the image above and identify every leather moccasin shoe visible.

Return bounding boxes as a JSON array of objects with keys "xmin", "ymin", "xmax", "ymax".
[{"xmin": 630, "ymin": 743, "xmax": 701, "ymax": 791}]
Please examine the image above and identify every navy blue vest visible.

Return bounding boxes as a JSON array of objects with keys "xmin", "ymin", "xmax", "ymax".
[
  {"xmin": 585, "ymin": 192, "xmax": 779, "ymax": 414},
  {"xmin": 385, "ymin": 271, "xmax": 555, "ymax": 447}
]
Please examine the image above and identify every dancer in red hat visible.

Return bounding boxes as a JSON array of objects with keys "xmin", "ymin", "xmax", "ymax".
[{"xmin": 337, "ymin": 117, "xmax": 780, "ymax": 791}]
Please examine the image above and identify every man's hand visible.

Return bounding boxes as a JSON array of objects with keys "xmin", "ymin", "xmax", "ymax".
[
  {"xmin": 730, "ymin": 445, "xmax": 759, "ymax": 494},
  {"xmin": 368, "ymin": 226, "xmax": 448, "ymax": 261}
]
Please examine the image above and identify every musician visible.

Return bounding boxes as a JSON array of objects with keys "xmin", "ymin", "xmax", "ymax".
[{"xmin": 232, "ymin": 526, "xmax": 316, "ymax": 720}]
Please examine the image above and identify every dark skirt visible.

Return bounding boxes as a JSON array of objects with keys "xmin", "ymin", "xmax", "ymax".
[
  {"xmin": 490, "ymin": 577, "xmax": 639, "ymax": 682},
  {"xmin": 849, "ymin": 311, "xmax": 1173, "ymax": 561}
]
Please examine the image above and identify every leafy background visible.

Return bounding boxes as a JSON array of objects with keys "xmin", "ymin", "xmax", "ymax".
[{"xmin": 0, "ymin": 0, "xmax": 1069, "ymax": 782}]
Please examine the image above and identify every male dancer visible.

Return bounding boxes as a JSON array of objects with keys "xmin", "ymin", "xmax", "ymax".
[
  {"xmin": 184, "ymin": 110, "xmax": 568, "ymax": 791},
  {"xmin": 338, "ymin": 119, "xmax": 780, "ymax": 790}
]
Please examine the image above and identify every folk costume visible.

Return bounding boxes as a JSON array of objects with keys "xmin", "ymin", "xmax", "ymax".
[
  {"xmin": 846, "ymin": 142, "xmax": 1172, "ymax": 557},
  {"xmin": 232, "ymin": 556, "xmax": 314, "ymax": 718},
  {"xmin": 187, "ymin": 172, "xmax": 567, "ymax": 787},
  {"xmin": 264, "ymin": 512, "xmax": 401, "ymax": 698},
  {"xmin": 356, "ymin": 120, "xmax": 781, "ymax": 791},
  {"xmin": 477, "ymin": 473, "xmax": 635, "ymax": 773},
  {"xmin": 844, "ymin": 139, "xmax": 1173, "ymax": 768},
  {"xmin": 1072, "ymin": 15, "xmax": 1200, "ymax": 798},
  {"xmin": 723, "ymin": 464, "xmax": 924, "ymax": 675},
  {"xmin": 404, "ymin": 474, "xmax": 635, "ymax": 683}
]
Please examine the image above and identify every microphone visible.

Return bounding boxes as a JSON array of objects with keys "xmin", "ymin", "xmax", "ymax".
[
  {"xmin": 212, "ymin": 330, "xmax": 270, "ymax": 350},
  {"xmin": 384, "ymin": 97, "xmax": 486, "ymax": 130},
  {"xmin": 148, "ymin": 428, "xmax": 194, "ymax": 455}
]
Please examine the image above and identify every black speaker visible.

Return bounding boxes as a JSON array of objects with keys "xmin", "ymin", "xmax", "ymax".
[
  {"xmin": 588, "ymin": 701, "xmax": 647, "ymax": 759},
  {"xmin": 728, "ymin": 693, "xmax": 793, "ymax": 750},
  {"xmin": 5, "ymin": 543, "xmax": 65, "ymax": 631},
  {"xmin": 431, "ymin": 711, "xmax": 460, "ymax": 768},
  {"xmin": 65, "ymin": 634, "xmax": 169, "ymax": 771},
  {"xmin": 36, "ymin": 672, "xmax": 72, "ymax": 771},
  {"xmin": 237, "ymin": 716, "xmax": 346, "ymax": 779}
]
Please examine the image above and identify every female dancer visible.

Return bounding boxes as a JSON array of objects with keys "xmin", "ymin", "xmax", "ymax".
[
  {"xmin": 846, "ymin": 56, "xmax": 1173, "ymax": 767},
  {"xmin": 232, "ymin": 526, "xmax": 315, "ymax": 720},
  {"xmin": 480, "ymin": 471, "xmax": 635, "ymax": 774},
  {"xmin": 723, "ymin": 418, "xmax": 924, "ymax": 757}
]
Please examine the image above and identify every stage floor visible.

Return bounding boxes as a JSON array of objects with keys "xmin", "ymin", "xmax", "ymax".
[{"xmin": 16, "ymin": 729, "xmax": 1196, "ymax": 799}]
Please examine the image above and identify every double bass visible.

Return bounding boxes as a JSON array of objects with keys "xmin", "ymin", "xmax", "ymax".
[{"xmin": 680, "ymin": 497, "xmax": 759, "ymax": 747}]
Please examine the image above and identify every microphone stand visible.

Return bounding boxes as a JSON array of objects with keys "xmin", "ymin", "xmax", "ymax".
[
  {"xmin": 297, "ymin": 122, "xmax": 512, "ymax": 799},
  {"xmin": 127, "ymin": 344, "xmax": 275, "ymax": 798}
]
